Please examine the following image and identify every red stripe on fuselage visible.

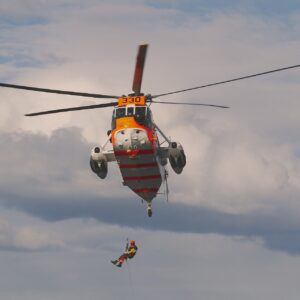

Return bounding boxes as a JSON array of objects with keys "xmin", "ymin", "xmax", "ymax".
[
  {"xmin": 114, "ymin": 149, "xmax": 154, "ymax": 156},
  {"xmin": 133, "ymin": 188, "xmax": 159, "ymax": 193},
  {"xmin": 120, "ymin": 162, "xmax": 158, "ymax": 169},
  {"xmin": 123, "ymin": 174, "xmax": 161, "ymax": 181}
]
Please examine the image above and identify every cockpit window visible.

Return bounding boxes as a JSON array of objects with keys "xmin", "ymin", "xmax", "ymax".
[
  {"xmin": 127, "ymin": 107, "xmax": 134, "ymax": 116},
  {"xmin": 135, "ymin": 106, "xmax": 146, "ymax": 117},
  {"xmin": 114, "ymin": 106, "xmax": 148, "ymax": 118},
  {"xmin": 112, "ymin": 106, "xmax": 152, "ymax": 127},
  {"xmin": 116, "ymin": 107, "xmax": 126, "ymax": 118}
]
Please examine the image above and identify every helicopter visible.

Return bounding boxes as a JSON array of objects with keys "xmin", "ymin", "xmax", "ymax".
[{"xmin": 0, "ymin": 44, "xmax": 300, "ymax": 217}]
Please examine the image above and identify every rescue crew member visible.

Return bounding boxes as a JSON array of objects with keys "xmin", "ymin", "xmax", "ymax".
[{"xmin": 111, "ymin": 240, "xmax": 138, "ymax": 267}]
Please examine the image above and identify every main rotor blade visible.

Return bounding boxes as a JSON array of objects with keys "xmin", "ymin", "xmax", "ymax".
[
  {"xmin": 132, "ymin": 44, "xmax": 148, "ymax": 95},
  {"xmin": 152, "ymin": 100, "xmax": 229, "ymax": 108},
  {"xmin": 25, "ymin": 102, "xmax": 118, "ymax": 116},
  {"xmin": 0, "ymin": 82, "xmax": 119, "ymax": 99},
  {"xmin": 152, "ymin": 64, "xmax": 300, "ymax": 98}
]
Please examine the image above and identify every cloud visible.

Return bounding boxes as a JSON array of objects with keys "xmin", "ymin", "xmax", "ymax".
[{"xmin": 0, "ymin": 218, "xmax": 63, "ymax": 251}]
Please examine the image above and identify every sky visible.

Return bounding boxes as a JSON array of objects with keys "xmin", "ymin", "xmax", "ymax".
[{"xmin": 1, "ymin": 0, "xmax": 300, "ymax": 299}]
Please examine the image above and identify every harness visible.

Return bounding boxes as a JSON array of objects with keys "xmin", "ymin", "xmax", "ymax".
[{"xmin": 127, "ymin": 245, "xmax": 138, "ymax": 259}]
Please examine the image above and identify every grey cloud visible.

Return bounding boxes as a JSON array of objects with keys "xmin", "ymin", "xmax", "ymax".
[{"xmin": 2, "ymin": 190, "xmax": 300, "ymax": 255}]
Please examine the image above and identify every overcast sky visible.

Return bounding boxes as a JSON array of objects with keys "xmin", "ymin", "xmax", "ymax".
[{"xmin": 1, "ymin": 0, "xmax": 300, "ymax": 299}]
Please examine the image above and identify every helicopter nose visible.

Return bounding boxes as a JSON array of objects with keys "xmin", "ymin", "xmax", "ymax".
[
  {"xmin": 114, "ymin": 128, "xmax": 149, "ymax": 150},
  {"xmin": 130, "ymin": 128, "xmax": 148, "ymax": 148}
]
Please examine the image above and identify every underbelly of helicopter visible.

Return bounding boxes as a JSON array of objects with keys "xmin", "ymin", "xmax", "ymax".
[
  {"xmin": 115, "ymin": 150, "xmax": 163, "ymax": 201},
  {"xmin": 113, "ymin": 128, "xmax": 163, "ymax": 201}
]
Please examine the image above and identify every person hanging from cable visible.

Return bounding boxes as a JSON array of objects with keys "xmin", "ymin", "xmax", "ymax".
[{"xmin": 111, "ymin": 240, "xmax": 138, "ymax": 267}]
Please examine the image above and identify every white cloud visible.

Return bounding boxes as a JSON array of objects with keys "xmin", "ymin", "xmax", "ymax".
[{"xmin": 0, "ymin": 218, "xmax": 63, "ymax": 251}]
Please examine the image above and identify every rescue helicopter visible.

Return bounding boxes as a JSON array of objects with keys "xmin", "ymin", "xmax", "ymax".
[{"xmin": 0, "ymin": 45, "xmax": 300, "ymax": 217}]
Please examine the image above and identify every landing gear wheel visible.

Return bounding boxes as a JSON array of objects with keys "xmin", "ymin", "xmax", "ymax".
[{"xmin": 147, "ymin": 205, "xmax": 152, "ymax": 217}]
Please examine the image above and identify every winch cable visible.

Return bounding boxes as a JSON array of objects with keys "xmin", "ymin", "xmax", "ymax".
[{"xmin": 125, "ymin": 238, "xmax": 136, "ymax": 298}]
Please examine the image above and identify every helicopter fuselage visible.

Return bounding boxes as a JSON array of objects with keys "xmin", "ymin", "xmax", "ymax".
[
  {"xmin": 112, "ymin": 103, "xmax": 163, "ymax": 202},
  {"xmin": 90, "ymin": 95, "xmax": 186, "ymax": 216}
]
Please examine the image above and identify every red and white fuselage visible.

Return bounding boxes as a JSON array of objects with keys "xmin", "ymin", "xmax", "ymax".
[
  {"xmin": 111, "ymin": 102, "xmax": 163, "ymax": 202},
  {"xmin": 90, "ymin": 95, "xmax": 186, "ymax": 216}
]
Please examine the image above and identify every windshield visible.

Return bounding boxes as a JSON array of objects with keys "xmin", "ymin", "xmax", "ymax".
[
  {"xmin": 114, "ymin": 106, "xmax": 147, "ymax": 118},
  {"xmin": 115, "ymin": 107, "xmax": 126, "ymax": 118},
  {"xmin": 112, "ymin": 105, "xmax": 152, "ymax": 129},
  {"xmin": 135, "ymin": 106, "xmax": 146, "ymax": 118}
]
